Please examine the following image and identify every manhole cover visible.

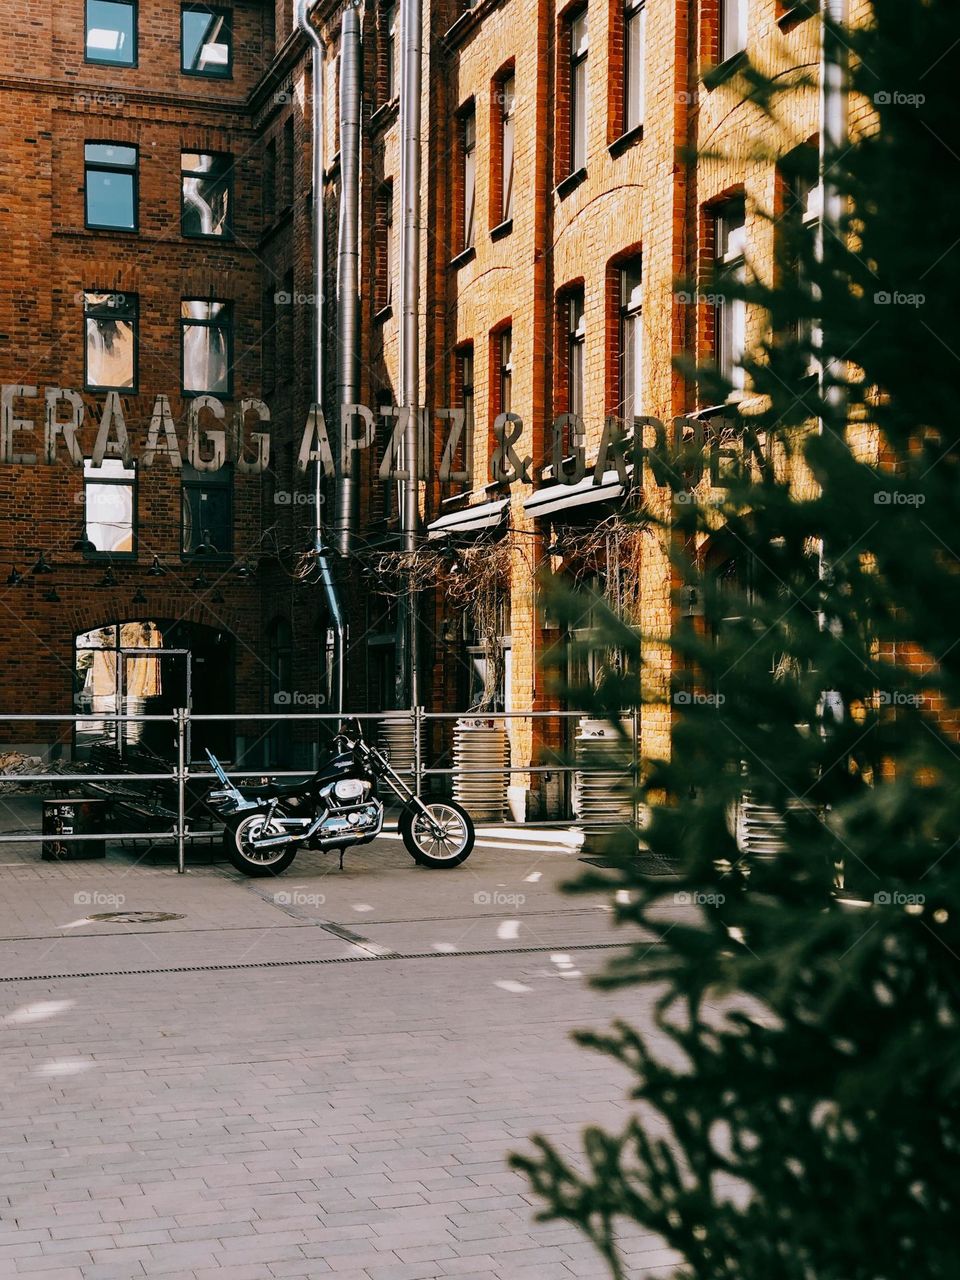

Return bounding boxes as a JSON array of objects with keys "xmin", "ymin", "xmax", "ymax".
[
  {"xmin": 579, "ymin": 855, "xmax": 679, "ymax": 876},
  {"xmin": 87, "ymin": 911, "xmax": 184, "ymax": 924}
]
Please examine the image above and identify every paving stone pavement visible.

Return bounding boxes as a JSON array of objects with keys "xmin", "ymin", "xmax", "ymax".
[{"xmin": 0, "ymin": 801, "xmax": 688, "ymax": 1279}]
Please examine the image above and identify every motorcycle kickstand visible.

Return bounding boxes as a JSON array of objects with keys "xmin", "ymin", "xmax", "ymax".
[{"xmin": 338, "ymin": 848, "xmax": 345, "ymax": 871}]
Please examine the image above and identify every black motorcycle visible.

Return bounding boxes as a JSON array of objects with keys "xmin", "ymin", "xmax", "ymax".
[{"xmin": 204, "ymin": 718, "xmax": 475, "ymax": 876}]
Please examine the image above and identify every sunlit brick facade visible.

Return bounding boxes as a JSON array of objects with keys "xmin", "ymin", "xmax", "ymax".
[{"xmin": 0, "ymin": 0, "xmax": 862, "ymax": 813}]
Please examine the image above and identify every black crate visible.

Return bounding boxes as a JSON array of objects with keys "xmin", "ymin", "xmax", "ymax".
[{"xmin": 41, "ymin": 798, "xmax": 108, "ymax": 861}]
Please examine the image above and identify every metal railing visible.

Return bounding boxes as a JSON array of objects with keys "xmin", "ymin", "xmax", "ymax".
[{"xmin": 0, "ymin": 707, "xmax": 641, "ymax": 873}]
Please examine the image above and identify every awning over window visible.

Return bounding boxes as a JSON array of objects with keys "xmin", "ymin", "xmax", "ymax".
[
  {"xmin": 426, "ymin": 497, "xmax": 509, "ymax": 540},
  {"xmin": 522, "ymin": 469, "xmax": 628, "ymax": 520}
]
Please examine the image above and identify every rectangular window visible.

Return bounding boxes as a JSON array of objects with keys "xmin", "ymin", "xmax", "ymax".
[
  {"xmin": 720, "ymin": 0, "xmax": 747, "ymax": 63},
  {"xmin": 785, "ymin": 163, "xmax": 821, "ymax": 360},
  {"xmin": 383, "ymin": 2, "xmax": 397, "ymax": 101},
  {"xmin": 181, "ymin": 463, "xmax": 233, "ymax": 557},
  {"xmin": 181, "ymin": 4, "xmax": 232, "ymax": 77},
  {"xmin": 282, "ymin": 117, "xmax": 295, "ymax": 209},
  {"xmin": 280, "ymin": 269, "xmax": 294, "ymax": 383},
  {"xmin": 83, "ymin": 458, "xmax": 136, "ymax": 555},
  {"xmin": 499, "ymin": 74, "xmax": 516, "ymax": 224},
  {"xmin": 460, "ymin": 346, "xmax": 475, "ymax": 442},
  {"xmin": 567, "ymin": 290, "xmax": 586, "ymax": 419},
  {"xmin": 624, "ymin": 0, "xmax": 645, "ymax": 132},
  {"xmin": 263, "ymin": 137, "xmax": 276, "ymax": 225},
  {"xmin": 376, "ymin": 182, "xmax": 394, "ymax": 313},
  {"xmin": 84, "ymin": 291, "xmax": 137, "ymax": 391},
  {"xmin": 619, "ymin": 258, "xmax": 642, "ymax": 421},
  {"xmin": 181, "ymin": 299, "xmax": 232, "ymax": 396},
  {"xmin": 181, "ymin": 152, "xmax": 232, "ymax": 237},
  {"xmin": 462, "ymin": 105, "xmax": 477, "ymax": 249},
  {"xmin": 569, "ymin": 8, "xmax": 588, "ymax": 173},
  {"xmin": 715, "ymin": 201, "xmax": 746, "ymax": 390},
  {"xmin": 262, "ymin": 288, "xmax": 276, "ymax": 395},
  {"xmin": 85, "ymin": 0, "xmax": 136, "ymax": 65},
  {"xmin": 498, "ymin": 329, "xmax": 513, "ymax": 415},
  {"xmin": 85, "ymin": 142, "xmax": 137, "ymax": 231}
]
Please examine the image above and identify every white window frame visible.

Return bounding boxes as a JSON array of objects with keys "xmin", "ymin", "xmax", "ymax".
[
  {"xmin": 569, "ymin": 8, "xmax": 589, "ymax": 173},
  {"xmin": 463, "ymin": 105, "xmax": 477, "ymax": 249},
  {"xmin": 719, "ymin": 0, "xmax": 747, "ymax": 64},
  {"xmin": 715, "ymin": 202, "xmax": 746, "ymax": 392},
  {"xmin": 624, "ymin": 0, "xmax": 646, "ymax": 133}
]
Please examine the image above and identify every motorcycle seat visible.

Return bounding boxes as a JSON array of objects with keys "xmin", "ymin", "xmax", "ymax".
[{"xmin": 243, "ymin": 780, "xmax": 309, "ymax": 800}]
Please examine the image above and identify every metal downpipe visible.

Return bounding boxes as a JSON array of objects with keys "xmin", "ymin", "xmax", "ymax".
[
  {"xmin": 297, "ymin": 0, "xmax": 345, "ymax": 717},
  {"xmin": 335, "ymin": 6, "xmax": 362, "ymax": 558},
  {"xmin": 398, "ymin": 0, "xmax": 422, "ymax": 708}
]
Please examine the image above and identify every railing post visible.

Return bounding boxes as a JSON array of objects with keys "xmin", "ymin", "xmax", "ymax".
[
  {"xmin": 413, "ymin": 705, "xmax": 423, "ymax": 797},
  {"xmin": 176, "ymin": 707, "xmax": 187, "ymax": 874},
  {"xmin": 631, "ymin": 703, "xmax": 641, "ymax": 831}
]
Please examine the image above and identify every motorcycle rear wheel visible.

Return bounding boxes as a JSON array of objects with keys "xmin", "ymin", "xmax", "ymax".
[
  {"xmin": 224, "ymin": 814, "xmax": 299, "ymax": 877},
  {"xmin": 399, "ymin": 800, "xmax": 475, "ymax": 867}
]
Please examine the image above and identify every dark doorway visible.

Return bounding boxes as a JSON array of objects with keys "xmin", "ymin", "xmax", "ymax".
[{"xmin": 74, "ymin": 619, "xmax": 235, "ymax": 761}]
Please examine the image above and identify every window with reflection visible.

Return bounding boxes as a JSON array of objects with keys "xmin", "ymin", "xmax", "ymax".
[
  {"xmin": 566, "ymin": 290, "xmax": 586, "ymax": 418},
  {"xmin": 619, "ymin": 257, "xmax": 642, "ymax": 420},
  {"xmin": 462, "ymin": 104, "xmax": 477, "ymax": 249},
  {"xmin": 181, "ymin": 299, "xmax": 232, "ymax": 396},
  {"xmin": 181, "ymin": 462, "xmax": 233, "ymax": 556},
  {"xmin": 568, "ymin": 8, "xmax": 589, "ymax": 173},
  {"xmin": 181, "ymin": 4, "xmax": 232, "ymax": 76},
  {"xmin": 497, "ymin": 328, "xmax": 513, "ymax": 415},
  {"xmin": 499, "ymin": 73, "xmax": 516, "ymax": 224},
  {"xmin": 84, "ymin": 292, "xmax": 138, "ymax": 391},
  {"xmin": 83, "ymin": 458, "xmax": 136, "ymax": 555},
  {"xmin": 624, "ymin": 0, "xmax": 646, "ymax": 132},
  {"xmin": 85, "ymin": 142, "xmax": 137, "ymax": 231},
  {"xmin": 181, "ymin": 152, "xmax": 232, "ymax": 237},
  {"xmin": 714, "ymin": 200, "xmax": 746, "ymax": 390},
  {"xmin": 85, "ymin": 0, "xmax": 136, "ymax": 65},
  {"xmin": 720, "ymin": 0, "xmax": 747, "ymax": 63}
]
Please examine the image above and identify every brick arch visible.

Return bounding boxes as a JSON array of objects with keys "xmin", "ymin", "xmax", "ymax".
[{"xmin": 68, "ymin": 599, "xmax": 244, "ymax": 639}]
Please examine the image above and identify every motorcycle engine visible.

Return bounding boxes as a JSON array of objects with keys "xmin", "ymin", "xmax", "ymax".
[{"xmin": 320, "ymin": 778, "xmax": 371, "ymax": 804}]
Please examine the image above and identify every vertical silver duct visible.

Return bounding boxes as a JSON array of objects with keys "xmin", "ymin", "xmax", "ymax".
[
  {"xmin": 817, "ymin": 0, "xmax": 849, "ymax": 400},
  {"xmin": 335, "ymin": 6, "xmax": 362, "ymax": 557},
  {"xmin": 398, "ymin": 0, "xmax": 422, "ymax": 707},
  {"xmin": 298, "ymin": 0, "xmax": 345, "ymax": 716},
  {"xmin": 815, "ymin": 0, "xmax": 849, "ymax": 726}
]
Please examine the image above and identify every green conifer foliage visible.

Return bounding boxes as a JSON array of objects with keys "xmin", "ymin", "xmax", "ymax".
[{"xmin": 513, "ymin": 3, "xmax": 960, "ymax": 1276}]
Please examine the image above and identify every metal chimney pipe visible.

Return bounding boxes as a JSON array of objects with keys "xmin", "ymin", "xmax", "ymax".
[
  {"xmin": 297, "ymin": 0, "xmax": 345, "ymax": 717},
  {"xmin": 335, "ymin": 6, "xmax": 362, "ymax": 557},
  {"xmin": 398, "ymin": 0, "xmax": 422, "ymax": 708}
]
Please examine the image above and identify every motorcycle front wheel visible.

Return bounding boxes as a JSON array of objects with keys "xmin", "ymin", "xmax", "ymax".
[
  {"xmin": 224, "ymin": 813, "xmax": 299, "ymax": 877},
  {"xmin": 399, "ymin": 800, "xmax": 475, "ymax": 868}
]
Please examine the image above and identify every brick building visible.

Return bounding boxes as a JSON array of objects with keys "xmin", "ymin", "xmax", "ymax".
[{"xmin": 0, "ymin": 0, "xmax": 862, "ymax": 812}]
